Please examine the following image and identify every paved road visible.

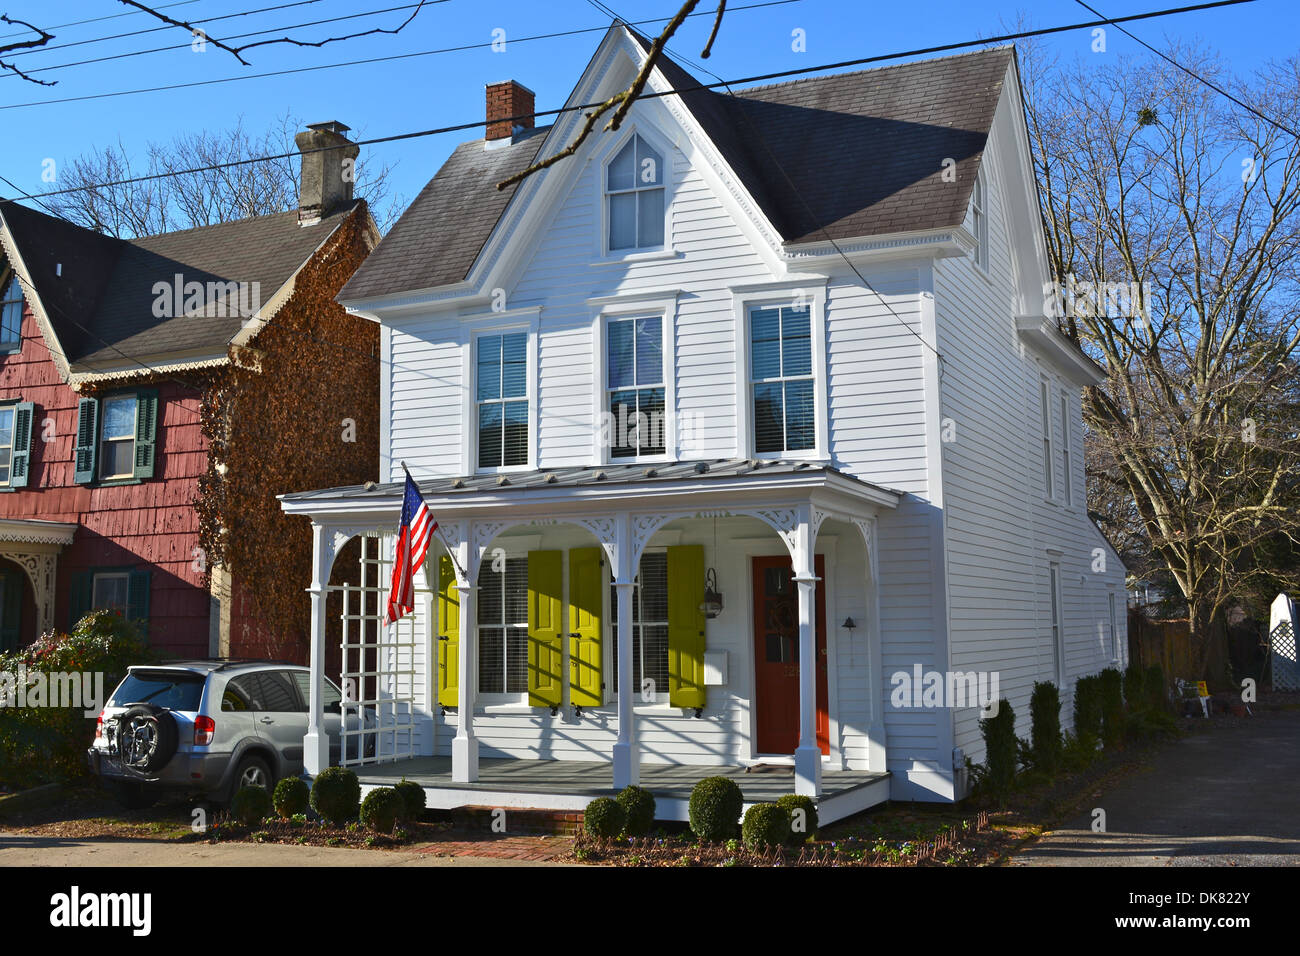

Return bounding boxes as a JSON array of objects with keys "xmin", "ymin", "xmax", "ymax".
[
  {"xmin": 0, "ymin": 833, "xmax": 576, "ymax": 867},
  {"xmin": 1012, "ymin": 706, "xmax": 1300, "ymax": 866}
]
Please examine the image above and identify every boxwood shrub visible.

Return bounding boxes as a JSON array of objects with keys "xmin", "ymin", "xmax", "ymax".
[
  {"xmin": 741, "ymin": 803, "xmax": 790, "ymax": 851},
  {"xmin": 775, "ymin": 794, "xmax": 818, "ymax": 845},
  {"xmin": 360, "ymin": 787, "xmax": 404, "ymax": 834},
  {"xmin": 615, "ymin": 785, "xmax": 655, "ymax": 836},
  {"xmin": 231, "ymin": 785, "xmax": 272, "ymax": 826},
  {"xmin": 583, "ymin": 797, "xmax": 625, "ymax": 839},
  {"xmin": 273, "ymin": 777, "xmax": 310, "ymax": 820},
  {"xmin": 310, "ymin": 767, "xmax": 360, "ymax": 825},
  {"xmin": 688, "ymin": 776, "xmax": 743, "ymax": 842},
  {"xmin": 393, "ymin": 778, "xmax": 426, "ymax": 820}
]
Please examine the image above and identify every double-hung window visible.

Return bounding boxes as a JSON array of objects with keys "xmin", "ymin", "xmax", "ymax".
[
  {"xmin": 611, "ymin": 551, "xmax": 669, "ymax": 698},
  {"xmin": 1059, "ymin": 391, "xmax": 1072, "ymax": 505},
  {"xmin": 1049, "ymin": 562, "xmax": 1063, "ymax": 683},
  {"xmin": 0, "ymin": 276, "xmax": 22, "ymax": 350},
  {"xmin": 607, "ymin": 315, "xmax": 665, "ymax": 458},
  {"xmin": 476, "ymin": 332, "xmax": 528, "ymax": 469},
  {"xmin": 478, "ymin": 555, "xmax": 529, "ymax": 695},
  {"xmin": 606, "ymin": 133, "xmax": 664, "ymax": 252},
  {"xmin": 74, "ymin": 390, "xmax": 158, "ymax": 485},
  {"xmin": 1040, "ymin": 378, "xmax": 1054, "ymax": 499},
  {"xmin": 100, "ymin": 395, "xmax": 139, "ymax": 480},
  {"xmin": 751, "ymin": 304, "xmax": 814, "ymax": 454},
  {"xmin": 972, "ymin": 173, "xmax": 988, "ymax": 271}
]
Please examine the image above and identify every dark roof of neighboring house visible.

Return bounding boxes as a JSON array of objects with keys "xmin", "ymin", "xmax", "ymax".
[
  {"xmin": 280, "ymin": 457, "xmax": 902, "ymax": 503},
  {"xmin": 0, "ymin": 198, "xmax": 361, "ymax": 374},
  {"xmin": 339, "ymin": 33, "xmax": 1013, "ymax": 302}
]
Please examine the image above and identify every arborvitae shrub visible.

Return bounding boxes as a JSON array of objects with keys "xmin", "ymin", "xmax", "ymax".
[
  {"xmin": 1028, "ymin": 681, "xmax": 1063, "ymax": 773},
  {"xmin": 1073, "ymin": 676, "xmax": 1103, "ymax": 748},
  {"xmin": 979, "ymin": 698, "xmax": 1017, "ymax": 796},
  {"xmin": 1123, "ymin": 664, "xmax": 1146, "ymax": 712},
  {"xmin": 1099, "ymin": 668, "xmax": 1125, "ymax": 747}
]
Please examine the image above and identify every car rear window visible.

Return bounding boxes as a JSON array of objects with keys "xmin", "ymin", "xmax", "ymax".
[{"xmin": 110, "ymin": 671, "xmax": 205, "ymax": 711}]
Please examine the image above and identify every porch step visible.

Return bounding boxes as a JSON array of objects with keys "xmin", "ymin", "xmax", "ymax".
[{"xmin": 450, "ymin": 805, "xmax": 586, "ymax": 836}]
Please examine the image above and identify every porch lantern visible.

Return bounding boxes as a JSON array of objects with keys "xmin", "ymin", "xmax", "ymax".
[{"xmin": 700, "ymin": 567, "xmax": 724, "ymax": 619}]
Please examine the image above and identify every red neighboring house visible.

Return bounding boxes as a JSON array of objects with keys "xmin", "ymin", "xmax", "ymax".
[{"xmin": 0, "ymin": 121, "xmax": 378, "ymax": 656}]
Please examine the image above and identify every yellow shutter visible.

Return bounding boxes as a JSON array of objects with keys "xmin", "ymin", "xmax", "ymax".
[
  {"xmin": 527, "ymin": 550, "xmax": 563, "ymax": 707},
  {"xmin": 667, "ymin": 544, "xmax": 706, "ymax": 708},
  {"xmin": 568, "ymin": 547, "xmax": 603, "ymax": 707},
  {"xmin": 437, "ymin": 554, "xmax": 459, "ymax": 706}
]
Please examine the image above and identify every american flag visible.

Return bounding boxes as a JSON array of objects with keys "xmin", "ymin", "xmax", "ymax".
[{"xmin": 383, "ymin": 472, "xmax": 435, "ymax": 627}]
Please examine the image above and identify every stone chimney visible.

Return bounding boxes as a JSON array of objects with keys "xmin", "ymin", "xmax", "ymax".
[
  {"xmin": 295, "ymin": 121, "xmax": 360, "ymax": 225},
  {"xmin": 486, "ymin": 80, "xmax": 534, "ymax": 149}
]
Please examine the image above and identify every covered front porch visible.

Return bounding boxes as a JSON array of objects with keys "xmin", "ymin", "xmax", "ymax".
[
  {"xmin": 355, "ymin": 755, "xmax": 890, "ymax": 824},
  {"xmin": 280, "ymin": 458, "xmax": 900, "ymax": 808}
]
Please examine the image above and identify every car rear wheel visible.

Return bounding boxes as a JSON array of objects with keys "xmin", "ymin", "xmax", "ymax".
[
  {"xmin": 107, "ymin": 780, "xmax": 158, "ymax": 810},
  {"xmin": 231, "ymin": 755, "xmax": 273, "ymax": 801}
]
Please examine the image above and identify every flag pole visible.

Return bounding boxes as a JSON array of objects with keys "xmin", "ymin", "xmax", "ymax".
[{"xmin": 399, "ymin": 460, "xmax": 467, "ymax": 582}]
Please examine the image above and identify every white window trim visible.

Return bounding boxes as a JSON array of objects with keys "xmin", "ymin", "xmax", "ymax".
[
  {"xmin": 588, "ymin": 292, "xmax": 679, "ymax": 465},
  {"xmin": 0, "ymin": 404, "xmax": 15, "ymax": 488},
  {"xmin": 1049, "ymin": 560, "xmax": 1064, "ymax": 686},
  {"xmin": 591, "ymin": 124, "xmax": 678, "ymax": 264},
  {"xmin": 732, "ymin": 281, "xmax": 829, "ymax": 461},
  {"xmin": 1039, "ymin": 374, "xmax": 1055, "ymax": 502},
  {"xmin": 1108, "ymin": 591, "xmax": 1120, "ymax": 664},
  {"xmin": 99, "ymin": 393, "xmax": 140, "ymax": 482},
  {"xmin": 459, "ymin": 308, "xmax": 539, "ymax": 475},
  {"xmin": 92, "ymin": 570, "xmax": 131, "ymax": 615},
  {"xmin": 972, "ymin": 170, "xmax": 989, "ymax": 273},
  {"xmin": 475, "ymin": 549, "xmax": 531, "ymax": 706},
  {"xmin": 1059, "ymin": 388, "xmax": 1073, "ymax": 507}
]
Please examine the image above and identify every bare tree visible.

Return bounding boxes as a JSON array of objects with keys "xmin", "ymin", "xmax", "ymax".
[
  {"xmin": 1022, "ymin": 40, "xmax": 1300, "ymax": 674},
  {"xmin": 46, "ymin": 114, "xmax": 402, "ymax": 237}
]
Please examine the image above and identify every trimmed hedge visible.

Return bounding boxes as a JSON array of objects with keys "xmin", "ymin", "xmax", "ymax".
[
  {"xmin": 1028, "ymin": 681, "xmax": 1063, "ymax": 772},
  {"xmin": 741, "ymin": 803, "xmax": 790, "ymax": 851},
  {"xmin": 360, "ymin": 787, "xmax": 404, "ymax": 834},
  {"xmin": 393, "ymin": 778, "xmax": 426, "ymax": 820},
  {"xmin": 310, "ymin": 767, "xmax": 360, "ymax": 825},
  {"xmin": 1144, "ymin": 665, "xmax": 1167, "ymax": 712},
  {"xmin": 1099, "ymin": 668, "xmax": 1124, "ymax": 748},
  {"xmin": 616, "ymin": 785, "xmax": 655, "ymax": 836},
  {"xmin": 273, "ymin": 777, "xmax": 310, "ymax": 820},
  {"xmin": 583, "ymin": 797, "xmax": 625, "ymax": 839},
  {"xmin": 688, "ymin": 776, "xmax": 743, "ymax": 842},
  {"xmin": 1123, "ymin": 664, "xmax": 1145, "ymax": 712},
  {"xmin": 775, "ymin": 794, "xmax": 818, "ymax": 845},
  {"xmin": 231, "ymin": 785, "xmax": 271, "ymax": 826}
]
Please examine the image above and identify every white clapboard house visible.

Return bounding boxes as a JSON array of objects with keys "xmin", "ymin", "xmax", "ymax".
[{"xmin": 281, "ymin": 26, "xmax": 1129, "ymax": 822}]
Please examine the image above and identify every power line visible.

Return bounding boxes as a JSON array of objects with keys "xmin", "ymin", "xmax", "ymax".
[
  {"xmin": 1072, "ymin": 0, "xmax": 1298, "ymax": 139},
  {"xmin": 0, "ymin": 0, "xmax": 792, "ymax": 111},
  {"xmin": 3, "ymin": 4, "xmax": 435, "ymax": 80},
  {"xmin": 15, "ymin": 0, "xmax": 1255, "ymax": 201}
]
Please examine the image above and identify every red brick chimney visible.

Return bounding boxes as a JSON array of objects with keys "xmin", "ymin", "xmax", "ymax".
[{"xmin": 486, "ymin": 80, "xmax": 535, "ymax": 144}]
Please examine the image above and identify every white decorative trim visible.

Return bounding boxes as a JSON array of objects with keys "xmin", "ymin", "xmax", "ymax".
[
  {"xmin": 0, "ymin": 519, "xmax": 76, "ymax": 546},
  {"xmin": 470, "ymin": 520, "xmax": 510, "ymax": 581},
  {"xmin": 0, "ymin": 549, "xmax": 58, "ymax": 633},
  {"xmin": 571, "ymin": 515, "xmax": 619, "ymax": 568}
]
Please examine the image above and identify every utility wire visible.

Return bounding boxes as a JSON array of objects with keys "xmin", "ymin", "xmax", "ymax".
[
  {"xmin": 0, "ymin": 0, "xmax": 200, "ymax": 40},
  {"xmin": 1072, "ymin": 0, "xmax": 1298, "ymax": 138},
  {"xmin": 13, "ymin": 0, "xmax": 1254, "ymax": 200}
]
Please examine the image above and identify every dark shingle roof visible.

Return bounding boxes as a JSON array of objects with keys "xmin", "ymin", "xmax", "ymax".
[
  {"xmin": 337, "ymin": 37, "xmax": 1013, "ymax": 303},
  {"xmin": 0, "ymin": 198, "xmax": 360, "ymax": 373},
  {"xmin": 338, "ymin": 127, "xmax": 547, "ymax": 302}
]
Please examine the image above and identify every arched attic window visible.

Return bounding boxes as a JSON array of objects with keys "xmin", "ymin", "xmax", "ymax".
[{"xmin": 0, "ymin": 267, "xmax": 24, "ymax": 351}]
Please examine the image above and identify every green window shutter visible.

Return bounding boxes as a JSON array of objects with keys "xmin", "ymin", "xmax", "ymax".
[
  {"xmin": 0, "ymin": 569, "xmax": 22, "ymax": 652},
  {"xmin": 667, "ymin": 544, "xmax": 706, "ymax": 709},
  {"xmin": 69, "ymin": 571, "xmax": 93, "ymax": 630},
  {"xmin": 127, "ymin": 569, "xmax": 151, "ymax": 636},
  {"xmin": 132, "ymin": 388, "xmax": 159, "ymax": 479},
  {"xmin": 527, "ymin": 550, "xmax": 563, "ymax": 708},
  {"xmin": 9, "ymin": 401, "xmax": 33, "ymax": 488},
  {"xmin": 74, "ymin": 397, "xmax": 99, "ymax": 485},
  {"xmin": 437, "ymin": 554, "xmax": 459, "ymax": 707},
  {"xmin": 568, "ymin": 547, "xmax": 603, "ymax": 707}
]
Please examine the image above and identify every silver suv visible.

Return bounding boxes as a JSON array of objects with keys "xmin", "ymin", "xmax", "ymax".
[{"xmin": 86, "ymin": 660, "xmax": 370, "ymax": 809}]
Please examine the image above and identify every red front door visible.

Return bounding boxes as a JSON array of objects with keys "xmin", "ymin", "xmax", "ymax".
[{"xmin": 752, "ymin": 555, "xmax": 829, "ymax": 756}]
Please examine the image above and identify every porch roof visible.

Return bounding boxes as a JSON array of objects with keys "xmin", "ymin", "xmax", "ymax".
[
  {"xmin": 0, "ymin": 518, "xmax": 77, "ymax": 547},
  {"xmin": 279, "ymin": 458, "xmax": 902, "ymax": 517}
]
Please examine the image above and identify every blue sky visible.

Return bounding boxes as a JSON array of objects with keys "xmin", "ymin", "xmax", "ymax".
[{"xmin": 1, "ymin": 0, "xmax": 1294, "ymax": 223}]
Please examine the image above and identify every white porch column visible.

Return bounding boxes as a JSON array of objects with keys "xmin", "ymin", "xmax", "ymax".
[
  {"xmin": 303, "ymin": 522, "xmax": 332, "ymax": 776},
  {"xmin": 452, "ymin": 580, "xmax": 479, "ymax": 782},
  {"xmin": 612, "ymin": 513, "xmax": 639, "ymax": 787},
  {"xmin": 792, "ymin": 506, "xmax": 822, "ymax": 797}
]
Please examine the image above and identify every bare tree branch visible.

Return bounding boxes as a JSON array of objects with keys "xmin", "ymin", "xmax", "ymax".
[{"xmin": 0, "ymin": 13, "xmax": 54, "ymax": 85}]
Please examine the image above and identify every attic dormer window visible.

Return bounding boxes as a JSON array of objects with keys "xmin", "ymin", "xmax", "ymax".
[
  {"xmin": 0, "ymin": 277, "xmax": 23, "ymax": 351},
  {"xmin": 972, "ymin": 172, "xmax": 989, "ymax": 272},
  {"xmin": 606, "ymin": 133, "xmax": 664, "ymax": 252}
]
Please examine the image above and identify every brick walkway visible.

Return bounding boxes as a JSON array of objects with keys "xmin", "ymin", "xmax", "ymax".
[{"xmin": 411, "ymin": 832, "xmax": 575, "ymax": 862}]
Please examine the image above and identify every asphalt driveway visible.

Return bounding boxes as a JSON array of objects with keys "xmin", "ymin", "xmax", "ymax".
[{"xmin": 1012, "ymin": 704, "xmax": 1300, "ymax": 866}]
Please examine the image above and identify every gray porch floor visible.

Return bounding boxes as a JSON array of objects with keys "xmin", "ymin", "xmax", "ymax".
[{"xmin": 353, "ymin": 757, "xmax": 891, "ymax": 823}]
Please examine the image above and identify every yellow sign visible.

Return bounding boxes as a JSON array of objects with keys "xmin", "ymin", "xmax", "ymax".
[{"xmin": 1196, "ymin": 681, "xmax": 1209, "ymax": 698}]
